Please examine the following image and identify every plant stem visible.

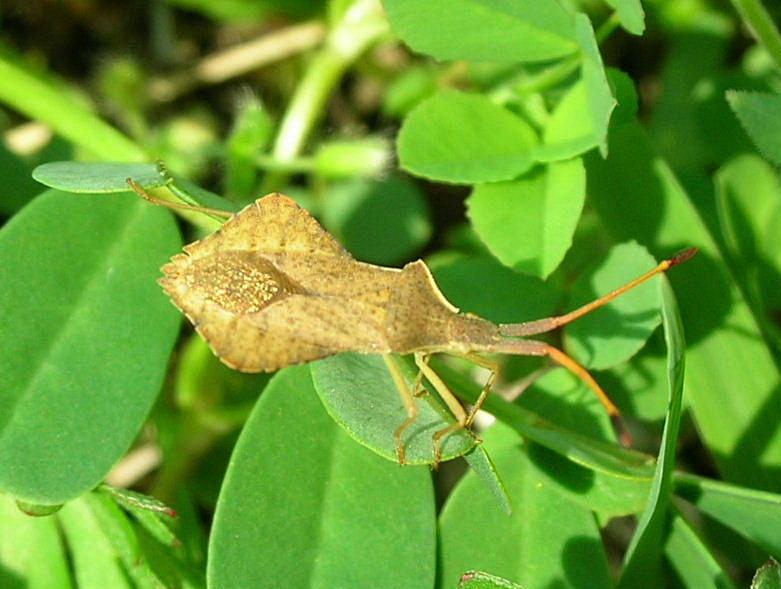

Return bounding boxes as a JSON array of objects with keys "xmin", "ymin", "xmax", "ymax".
[
  {"xmin": 263, "ymin": 0, "xmax": 388, "ymax": 191},
  {"xmin": 730, "ymin": 0, "xmax": 781, "ymax": 71}
]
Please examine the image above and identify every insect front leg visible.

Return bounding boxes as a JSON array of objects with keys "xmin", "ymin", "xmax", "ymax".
[
  {"xmin": 383, "ymin": 354, "xmax": 421, "ymax": 465},
  {"xmin": 450, "ymin": 353, "xmax": 500, "ymax": 428}
]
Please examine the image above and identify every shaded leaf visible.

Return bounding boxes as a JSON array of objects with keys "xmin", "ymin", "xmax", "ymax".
[
  {"xmin": 398, "ymin": 91, "xmax": 538, "ymax": 184},
  {"xmin": 564, "ymin": 241, "xmax": 662, "ymax": 370},
  {"xmin": 727, "ymin": 90, "xmax": 781, "ymax": 166},
  {"xmin": 311, "ymin": 353, "xmax": 476, "ymax": 465},
  {"xmin": 428, "ymin": 253, "xmax": 560, "ymax": 324},
  {"xmin": 320, "ymin": 176, "xmax": 431, "ymax": 265},
  {"xmin": 208, "ymin": 366, "xmax": 436, "ymax": 589},
  {"xmin": 383, "ymin": 0, "xmax": 577, "ymax": 63},
  {"xmin": 674, "ymin": 473, "xmax": 781, "ymax": 557},
  {"xmin": 0, "ymin": 191, "xmax": 181, "ymax": 504},
  {"xmin": 467, "ymin": 158, "xmax": 585, "ymax": 278},
  {"xmin": 664, "ymin": 510, "xmax": 738, "ymax": 589}
]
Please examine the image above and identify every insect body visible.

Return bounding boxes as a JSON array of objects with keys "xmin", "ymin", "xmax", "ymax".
[{"xmin": 141, "ymin": 185, "xmax": 695, "ymax": 465}]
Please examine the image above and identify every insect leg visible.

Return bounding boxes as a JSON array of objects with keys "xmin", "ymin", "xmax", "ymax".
[
  {"xmin": 448, "ymin": 353, "xmax": 500, "ymax": 427},
  {"xmin": 383, "ymin": 354, "xmax": 419, "ymax": 465},
  {"xmin": 413, "ymin": 353, "xmax": 470, "ymax": 468},
  {"xmin": 496, "ymin": 339, "xmax": 630, "ymax": 445}
]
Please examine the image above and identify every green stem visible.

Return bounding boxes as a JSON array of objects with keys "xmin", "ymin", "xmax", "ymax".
[
  {"xmin": 256, "ymin": 153, "xmax": 314, "ymax": 173},
  {"xmin": 730, "ymin": 0, "xmax": 781, "ymax": 71},
  {"xmin": 264, "ymin": 0, "xmax": 388, "ymax": 191},
  {"xmin": 493, "ymin": 12, "xmax": 621, "ymax": 101}
]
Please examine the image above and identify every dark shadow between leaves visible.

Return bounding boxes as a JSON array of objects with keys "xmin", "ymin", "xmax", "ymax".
[{"xmin": 527, "ymin": 443, "xmax": 595, "ymax": 495}]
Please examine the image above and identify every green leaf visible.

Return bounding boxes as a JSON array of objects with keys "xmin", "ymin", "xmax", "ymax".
[
  {"xmin": 319, "ymin": 176, "xmax": 431, "ymax": 265},
  {"xmin": 674, "ymin": 473, "xmax": 781, "ymax": 557},
  {"xmin": 537, "ymin": 82, "xmax": 603, "ymax": 162},
  {"xmin": 0, "ymin": 191, "xmax": 181, "ymax": 504},
  {"xmin": 664, "ymin": 510, "xmax": 738, "ymax": 589},
  {"xmin": 753, "ymin": 558, "xmax": 781, "ymax": 589},
  {"xmin": 383, "ymin": 0, "xmax": 577, "ymax": 63},
  {"xmin": 428, "ymin": 253, "xmax": 560, "ymax": 324},
  {"xmin": 0, "ymin": 494, "xmax": 72, "ymax": 589},
  {"xmin": 459, "ymin": 570, "xmax": 526, "ymax": 589},
  {"xmin": 564, "ymin": 241, "xmax": 662, "ymax": 370},
  {"xmin": 58, "ymin": 497, "xmax": 134, "ymax": 589},
  {"xmin": 438, "ymin": 426, "xmax": 612, "ymax": 589},
  {"xmin": 208, "ymin": 366, "xmax": 436, "ymax": 589},
  {"xmin": 467, "ymin": 158, "xmax": 585, "ymax": 278},
  {"xmin": 574, "ymin": 14, "xmax": 616, "ymax": 157},
  {"xmin": 605, "ymin": 0, "xmax": 646, "ymax": 35},
  {"xmin": 727, "ymin": 90, "xmax": 781, "ymax": 166},
  {"xmin": 0, "ymin": 44, "xmax": 144, "ymax": 161},
  {"xmin": 32, "ymin": 161, "xmax": 167, "ymax": 193},
  {"xmin": 314, "ymin": 137, "xmax": 392, "ymax": 179},
  {"xmin": 463, "ymin": 445, "xmax": 512, "ymax": 516},
  {"xmin": 618, "ymin": 278, "xmax": 686, "ymax": 587},
  {"xmin": 519, "ymin": 369, "xmax": 651, "ymax": 519},
  {"xmin": 311, "ymin": 354, "xmax": 476, "ymax": 465},
  {"xmin": 586, "ymin": 121, "xmax": 781, "ymax": 490},
  {"xmin": 398, "ymin": 90, "xmax": 538, "ymax": 184}
]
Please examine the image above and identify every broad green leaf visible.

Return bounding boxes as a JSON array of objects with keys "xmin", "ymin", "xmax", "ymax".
[
  {"xmin": 664, "ymin": 510, "xmax": 738, "ymax": 589},
  {"xmin": 383, "ymin": 0, "xmax": 577, "ymax": 63},
  {"xmin": 463, "ymin": 445, "xmax": 512, "ymax": 516},
  {"xmin": 0, "ymin": 44, "xmax": 144, "ymax": 161},
  {"xmin": 311, "ymin": 354, "xmax": 476, "ymax": 465},
  {"xmin": 438, "ymin": 426, "xmax": 612, "ymax": 589},
  {"xmin": 320, "ymin": 176, "xmax": 431, "ymax": 265},
  {"xmin": 0, "ymin": 494, "xmax": 72, "ymax": 589},
  {"xmin": 564, "ymin": 241, "xmax": 662, "ymax": 370},
  {"xmin": 32, "ymin": 162, "xmax": 167, "ymax": 193},
  {"xmin": 605, "ymin": 0, "xmax": 646, "ymax": 35},
  {"xmin": 459, "ymin": 570, "xmax": 526, "ymax": 589},
  {"xmin": 586, "ymin": 121, "xmax": 781, "ymax": 490},
  {"xmin": 618, "ymin": 278, "xmax": 686, "ymax": 587},
  {"xmin": 574, "ymin": 14, "xmax": 616, "ymax": 157},
  {"xmin": 674, "ymin": 473, "xmax": 781, "ymax": 556},
  {"xmin": 537, "ymin": 82, "xmax": 602, "ymax": 162},
  {"xmin": 0, "ymin": 191, "xmax": 181, "ymax": 504},
  {"xmin": 398, "ymin": 91, "xmax": 538, "ymax": 184},
  {"xmin": 727, "ymin": 90, "xmax": 781, "ymax": 166},
  {"xmin": 753, "ymin": 559, "xmax": 781, "ymax": 589},
  {"xmin": 428, "ymin": 253, "xmax": 560, "ymax": 324},
  {"xmin": 208, "ymin": 366, "xmax": 436, "ymax": 589},
  {"xmin": 0, "ymin": 138, "xmax": 72, "ymax": 215},
  {"xmin": 58, "ymin": 497, "xmax": 134, "ymax": 589},
  {"xmin": 467, "ymin": 158, "xmax": 585, "ymax": 278}
]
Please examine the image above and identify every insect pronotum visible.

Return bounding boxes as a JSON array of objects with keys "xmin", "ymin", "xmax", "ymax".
[{"xmin": 129, "ymin": 180, "xmax": 696, "ymax": 466}]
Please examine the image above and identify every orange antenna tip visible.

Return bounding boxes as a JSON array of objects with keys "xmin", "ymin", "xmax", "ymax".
[{"xmin": 669, "ymin": 247, "xmax": 698, "ymax": 267}]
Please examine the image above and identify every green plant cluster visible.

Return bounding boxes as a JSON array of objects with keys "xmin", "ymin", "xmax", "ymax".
[{"xmin": 1, "ymin": 0, "xmax": 781, "ymax": 588}]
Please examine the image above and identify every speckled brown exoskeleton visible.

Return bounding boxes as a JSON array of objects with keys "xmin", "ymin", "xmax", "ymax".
[{"xmin": 129, "ymin": 180, "xmax": 696, "ymax": 466}]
